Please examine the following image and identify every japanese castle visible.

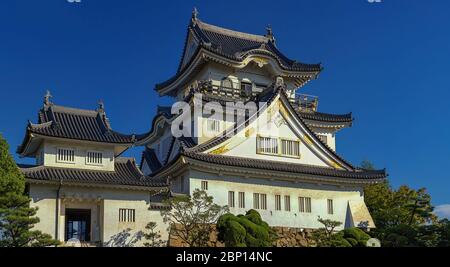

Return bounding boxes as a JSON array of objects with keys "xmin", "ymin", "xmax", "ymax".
[{"xmin": 16, "ymin": 9, "xmax": 387, "ymax": 246}]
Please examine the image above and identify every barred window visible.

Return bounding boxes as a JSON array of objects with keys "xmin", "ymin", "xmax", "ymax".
[
  {"xmin": 253, "ymin": 193, "xmax": 260, "ymax": 209},
  {"xmin": 299, "ymin": 197, "xmax": 312, "ymax": 213},
  {"xmin": 119, "ymin": 209, "xmax": 135, "ymax": 223},
  {"xmin": 238, "ymin": 192, "xmax": 245, "ymax": 209},
  {"xmin": 260, "ymin": 194, "xmax": 267, "ymax": 210},
  {"xmin": 57, "ymin": 148, "xmax": 75, "ymax": 163},
  {"xmin": 284, "ymin": 195, "xmax": 291, "ymax": 211},
  {"xmin": 327, "ymin": 199, "xmax": 334, "ymax": 215},
  {"xmin": 86, "ymin": 151, "xmax": 103, "ymax": 165},
  {"xmin": 201, "ymin": 181, "xmax": 208, "ymax": 191},
  {"xmin": 257, "ymin": 136, "xmax": 278, "ymax": 155},
  {"xmin": 228, "ymin": 191, "xmax": 235, "ymax": 208},
  {"xmin": 281, "ymin": 139, "xmax": 300, "ymax": 157},
  {"xmin": 275, "ymin": 195, "xmax": 281, "ymax": 211},
  {"xmin": 207, "ymin": 119, "xmax": 220, "ymax": 132}
]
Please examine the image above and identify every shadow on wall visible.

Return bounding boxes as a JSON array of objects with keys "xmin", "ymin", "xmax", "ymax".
[{"xmin": 104, "ymin": 228, "xmax": 144, "ymax": 247}]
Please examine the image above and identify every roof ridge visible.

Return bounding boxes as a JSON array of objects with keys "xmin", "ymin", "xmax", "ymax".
[
  {"xmin": 197, "ymin": 20, "xmax": 269, "ymax": 43},
  {"xmin": 51, "ymin": 105, "xmax": 99, "ymax": 117}
]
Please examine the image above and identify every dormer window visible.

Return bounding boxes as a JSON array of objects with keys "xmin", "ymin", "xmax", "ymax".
[
  {"xmin": 57, "ymin": 148, "xmax": 75, "ymax": 164},
  {"xmin": 86, "ymin": 151, "xmax": 103, "ymax": 165}
]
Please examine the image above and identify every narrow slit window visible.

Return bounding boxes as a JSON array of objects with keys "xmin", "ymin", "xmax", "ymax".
[
  {"xmin": 260, "ymin": 194, "xmax": 267, "ymax": 210},
  {"xmin": 327, "ymin": 199, "xmax": 334, "ymax": 215},
  {"xmin": 275, "ymin": 195, "xmax": 281, "ymax": 211},
  {"xmin": 228, "ymin": 191, "xmax": 235, "ymax": 208},
  {"xmin": 238, "ymin": 192, "xmax": 245, "ymax": 209},
  {"xmin": 284, "ymin": 195, "xmax": 291, "ymax": 211},
  {"xmin": 201, "ymin": 181, "xmax": 208, "ymax": 191},
  {"xmin": 253, "ymin": 193, "xmax": 260, "ymax": 209}
]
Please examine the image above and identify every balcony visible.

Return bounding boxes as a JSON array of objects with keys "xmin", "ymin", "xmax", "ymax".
[
  {"xmin": 191, "ymin": 80, "xmax": 255, "ymax": 99},
  {"xmin": 291, "ymin": 93, "xmax": 319, "ymax": 112}
]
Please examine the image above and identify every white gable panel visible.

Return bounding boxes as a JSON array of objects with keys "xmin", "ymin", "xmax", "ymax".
[
  {"xmin": 203, "ymin": 96, "xmax": 349, "ymax": 169},
  {"xmin": 221, "ymin": 105, "xmax": 330, "ymax": 167}
]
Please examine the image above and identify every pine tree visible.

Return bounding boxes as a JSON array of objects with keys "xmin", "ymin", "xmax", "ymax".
[{"xmin": 0, "ymin": 134, "xmax": 60, "ymax": 247}]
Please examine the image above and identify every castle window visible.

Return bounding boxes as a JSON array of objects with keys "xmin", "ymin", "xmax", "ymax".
[
  {"xmin": 284, "ymin": 195, "xmax": 291, "ymax": 211},
  {"xmin": 260, "ymin": 194, "xmax": 267, "ymax": 210},
  {"xmin": 253, "ymin": 193, "xmax": 260, "ymax": 209},
  {"xmin": 206, "ymin": 119, "xmax": 220, "ymax": 132},
  {"xmin": 238, "ymin": 192, "xmax": 245, "ymax": 208},
  {"xmin": 299, "ymin": 197, "xmax": 312, "ymax": 213},
  {"xmin": 86, "ymin": 151, "xmax": 103, "ymax": 165},
  {"xmin": 281, "ymin": 139, "xmax": 300, "ymax": 157},
  {"xmin": 56, "ymin": 148, "xmax": 75, "ymax": 163},
  {"xmin": 228, "ymin": 191, "xmax": 235, "ymax": 208},
  {"xmin": 257, "ymin": 136, "xmax": 278, "ymax": 155},
  {"xmin": 119, "ymin": 209, "xmax": 135, "ymax": 223},
  {"xmin": 327, "ymin": 199, "xmax": 334, "ymax": 215},
  {"xmin": 275, "ymin": 195, "xmax": 281, "ymax": 211},
  {"xmin": 201, "ymin": 181, "xmax": 208, "ymax": 191}
]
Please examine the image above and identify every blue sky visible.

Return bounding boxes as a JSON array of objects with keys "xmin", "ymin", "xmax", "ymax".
[{"xmin": 0, "ymin": 0, "xmax": 449, "ymax": 213}]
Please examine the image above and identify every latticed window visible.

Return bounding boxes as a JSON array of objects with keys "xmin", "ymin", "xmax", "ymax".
[
  {"xmin": 299, "ymin": 197, "xmax": 312, "ymax": 213},
  {"xmin": 119, "ymin": 209, "xmax": 135, "ymax": 223},
  {"xmin": 260, "ymin": 194, "xmax": 267, "ymax": 210},
  {"xmin": 238, "ymin": 192, "xmax": 245, "ymax": 208},
  {"xmin": 257, "ymin": 136, "xmax": 278, "ymax": 155},
  {"xmin": 281, "ymin": 139, "xmax": 300, "ymax": 157},
  {"xmin": 228, "ymin": 191, "xmax": 235, "ymax": 208},
  {"xmin": 284, "ymin": 195, "xmax": 291, "ymax": 211},
  {"xmin": 86, "ymin": 151, "xmax": 103, "ymax": 165},
  {"xmin": 253, "ymin": 193, "xmax": 260, "ymax": 209},
  {"xmin": 57, "ymin": 148, "xmax": 75, "ymax": 163},
  {"xmin": 201, "ymin": 181, "xmax": 208, "ymax": 190},
  {"xmin": 275, "ymin": 195, "xmax": 281, "ymax": 211},
  {"xmin": 327, "ymin": 199, "xmax": 334, "ymax": 215}
]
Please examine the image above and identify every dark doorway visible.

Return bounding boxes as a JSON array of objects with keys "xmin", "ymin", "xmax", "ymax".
[{"xmin": 65, "ymin": 209, "xmax": 91, "ymax": 242}]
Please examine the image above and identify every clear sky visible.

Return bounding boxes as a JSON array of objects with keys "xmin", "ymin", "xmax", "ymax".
[{"xmin": 0, "ymin": 0, "xmax": 449, "ymax": 212}]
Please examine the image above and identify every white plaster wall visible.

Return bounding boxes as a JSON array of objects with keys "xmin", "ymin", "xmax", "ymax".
[
  {"xmin": 29, "ymin": 184, "xmax": 58, "ymax": 238},
  {"xmin": 221, "ymin": 106, "xmax": 330, "ymax": 167},
  {"xmin": 42, "ymin": 140, "xmax": 115, "ymax": 171},
  {"xmin": 29, "ymin": 184, "xmax": 169, "ymax": 247},
  {"xmin": 188, "ymin": 170, "xmax": 366, "ymax": 230}
]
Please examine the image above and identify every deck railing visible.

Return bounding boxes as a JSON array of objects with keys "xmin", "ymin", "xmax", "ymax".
[{"xmin": 291, "ymin": 93, "xmax": 319, "ymax": 112}]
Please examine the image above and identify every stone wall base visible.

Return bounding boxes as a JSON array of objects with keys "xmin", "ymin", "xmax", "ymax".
[{"xmin": 168, "ymin": 224, "xmax": 314, "ymax": 247}]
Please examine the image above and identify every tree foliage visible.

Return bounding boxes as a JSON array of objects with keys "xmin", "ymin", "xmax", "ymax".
[
  {"xmin": 160, "ymin": 189, "xmax": 228, "ymax": 247},
  {"xmin": 311, "ymin": 218, "xmax": 371, "ymax": 247},
  {"xmin": 0, "ymin": 134, "xmax": 60, "ymax": 247},
  {"xmin": 143, "ymin": 222, "xmax": 166, "ymax": 247},
  {"xmin": 362, "ymin": 160, "xmax": 445, "ymax": 247},
  {"xmin": 217, "ymin": 209, "xmax": 275, "ymax": 247}
]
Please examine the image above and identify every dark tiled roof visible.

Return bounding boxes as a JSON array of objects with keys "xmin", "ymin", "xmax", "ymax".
[
  {"xmin": 189, "ymin": 20, "xmax": 322, "ymax": 72},
  {"xmin": 156, "ymin": 18, "xmax": 322, "ymax": 92},
  {"xmin": 20, "ymin": 157, "xmax": 168, "ymax": 188},
  {"xmin": 296, "ymin": 110, "xmax": 353, "ymax": 123},
  {"xmin": 18, "ymin": 104, "xmax": 139, "ymax": 155},
  {"xmin": 140, "ymin": 148, "xmax": 162, "ymax": 173},
  {"xmin": 183, "ymin": 151, "xmax": 386, "ymax": 181}
]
